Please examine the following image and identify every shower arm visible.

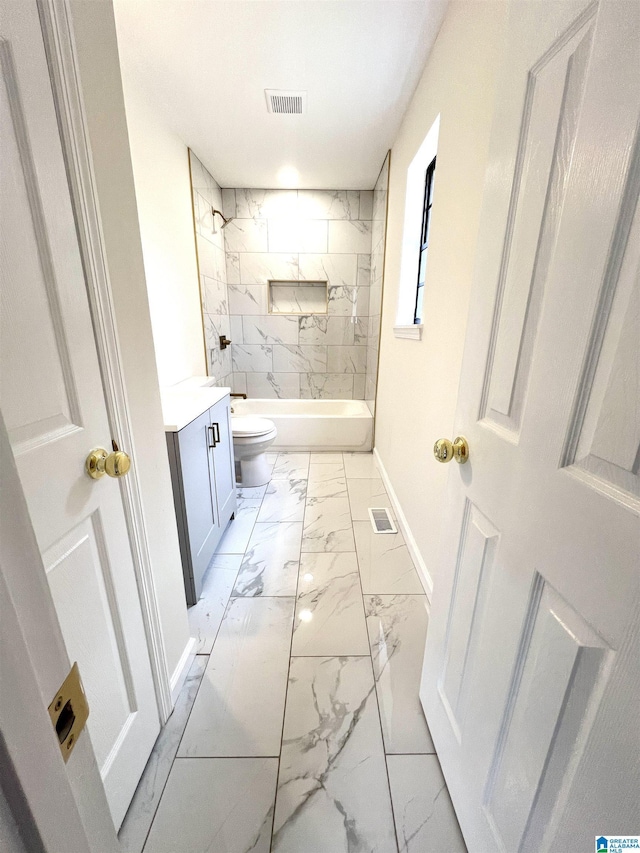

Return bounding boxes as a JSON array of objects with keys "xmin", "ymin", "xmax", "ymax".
[{"xmin": 211, "ymin": 208, "xmax": 234, "ymax": 229}]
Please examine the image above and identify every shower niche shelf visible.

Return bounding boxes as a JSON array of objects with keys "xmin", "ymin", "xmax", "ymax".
[{"xmin": 268, "ymin": 280, "xmax": 327, "ymax": 315}]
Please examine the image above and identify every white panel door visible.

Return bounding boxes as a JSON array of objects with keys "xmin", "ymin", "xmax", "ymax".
[
  {"xmin": 421, "ymin": 2, "xmax": 640, "ymax": 851},
  {"xmin": 0, "ymin": 0, "xmax": 159, "ymax": 829}
]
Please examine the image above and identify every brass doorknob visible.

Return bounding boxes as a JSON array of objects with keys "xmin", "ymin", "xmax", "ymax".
[
  {"xmin": 86, "ymin": 441, "xmax": 131, "ymax": 479},
  {"xmin": 433, "ymin": 436, "xmax": 469, "ymax": 464}
]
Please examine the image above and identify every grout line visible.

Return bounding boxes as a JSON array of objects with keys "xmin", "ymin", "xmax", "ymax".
[
  {"xmin": 140, "ymin": 478, "xmax": 273, "ymax": 852},
  {"xmin": 289, "ymin": 653, "xmax": 371, "ymax": 659},
  {"xmin": 269, "ymin": 458, "xmax": 304, "ymax": 853},
  {"xmin": 136, "ymin": 655, "xmax": 210, "ymax": 853},
  {"xmin": 173, "ymin": 754, "xmax": 282, "ymax": 760},
  {"xmin": 383, "ymin": 751, "xmax": 438, "ymax": 756},
  {"xmin": 348, "ymin": 466, "xmax": 401, "ymax": 853}
]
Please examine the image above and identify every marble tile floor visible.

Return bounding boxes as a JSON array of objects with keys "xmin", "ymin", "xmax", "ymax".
[{"xmin": 119, "ymin": 452, "xmax": 467, "ymax": 853}]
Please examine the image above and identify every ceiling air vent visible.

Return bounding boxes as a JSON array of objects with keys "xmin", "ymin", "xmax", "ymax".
[
  {"xmin": 368, "ymin": 508, "xmax": 398, "ymax": 535},
  {"xmin": 265, "ymin": 89, "xmax": 306, "ymax": 115}
]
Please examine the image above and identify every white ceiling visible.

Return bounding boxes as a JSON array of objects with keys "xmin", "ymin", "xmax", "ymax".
[{"xmin": 113, "ymin": 0, "xmax": 447, "ymax": 189}]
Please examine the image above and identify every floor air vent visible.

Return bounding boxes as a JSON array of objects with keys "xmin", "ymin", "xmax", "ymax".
[
  {"xmin": 368, "ymin": 507, "xmax": 397, "ymax": 534},
  {"xmin": 265, "ymin": 89, "xmax": 306, "ymax": 115}
]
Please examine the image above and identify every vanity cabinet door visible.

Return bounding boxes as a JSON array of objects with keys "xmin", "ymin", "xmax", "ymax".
[
  {"xmin": 175, "ymin": 408, "xmax": 217, "ymax": 603},
  {"xmin": 208, "ymin": 397, "xmax": 236, "ymax": 525}
]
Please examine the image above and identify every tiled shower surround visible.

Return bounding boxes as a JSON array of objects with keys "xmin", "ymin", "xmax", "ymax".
[
  {"xmin": 222, "ymin": 187, "xmax": 383, "ymax": 400},
  {"xmin": 190, "ymin": 155, "xmax": 388, "ymax": 400},
  {"xmin": 189, "ymin": 151, "xmax": 233, "ymax": 386}
]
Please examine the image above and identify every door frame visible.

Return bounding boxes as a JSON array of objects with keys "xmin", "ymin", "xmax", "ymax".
[{"xmin": 36, "ymin": 0, "xmax": 173, "ymax": 723}]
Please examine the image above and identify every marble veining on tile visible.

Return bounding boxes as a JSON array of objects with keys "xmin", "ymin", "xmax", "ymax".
[
  {"xmin": 302, "ymin": 496, "xmax": 356, "ymax": 552},
  {"xmin": 228, "ymin": 283, "xmax": 268, "ymax": 315},
  {"xmin": 231, "ymin": 343, "xmax": 273, "ymax": 373},
  {"xmin": 237, "ymin": 484, "xmax": 268, "ymax": 499},
  {"xmin": 354, "ymin": 521, "xmax": 425, "ymax": 594},
  {"xmin": 310, "ymin": 452, "xmax": 345, "ymax": 464},
  {"xmin": 271, "ymin": 452, "xmax": 310, "ymax": 481},
  {"xmin": 178, "ymin": 597, "xmax": 294, "ymax": 758},
  {"xmin": 258, "ymin": 479, "xmax": 307, "ymax": 522},
  {"xmin": 242, "ymin": 314, "xmax": 299, "ymax": 346},
  {"xmin": 308, "ymin": 461, "xmax": 345, "ymax": 480},
  {"xmin": 347, "ymin": 477, "xmax": 395, "ymax": 521},
  {"xmin": 292, "ymin": 552, "xmax": 369, "ymax": 656},
  {"xmin": 273, "ymin": 344, "xmax": 328, "ymax": 374},
  {"xmin": 272, "ymin": 656, "xmax": 397, "ymax": 853},
  {"xmin": 387, "ymin": 755, "xmax": 467, "ymax": 853},
  {"xmin": 327, "ymin": 284, "xmax": 369, "ymax": 317},
  {"xmin": 143, "ymin": 757, "xmax": 278, "ymax": 853},
  {"xmin": 306, "ymin": 475, "xmax": 348, "ymax": 499},
  {"xmin": 246, "ymin": 372, "xmax": 301, "ymax": 399},
  {"xmin": 299, "ymin": 253, "xmax": 358, "ymax": 289},
  {"xmin": 222, "ymin": 217, "xmax": 268, "ymax": 253},
  {"xmin": 239, "ymin": 253, "xmax": 299, "ymax": 287},
  {"xmin": 343, "ymin": 451, "xmax": 380, "ymax": 478},
  {"xmin": 307, "ymin": 461, "xmax": 347, "ymax": 497},
  {"xmin": 298, "ymin": 315, "xmax": 355, "ymax": 346},
  {"xmin": 300, "ymin": 373, "xmax": 354, "ymax": 400},
  {"xmin": 327, "ymin": 345, "xmax": 367, "ymax": 374},
  {"xmin": 297, "ymin": 189, "xmax": 360, "ymax": 220},
  {"xmin": 233, "ymin": 522, "xmax": 302, "ymax": 597},
  {"xmin": 236, "ymin": 188, "xmax": 298, "ymax": 219},
  {"xmin": 217, "ymin": 504, "xmax": 260, "ymax": 554},
  {"xmin": 188, "ymin": 555, "xmax": 243, "ymax": 653},
  {"xmin": 365, "ymin": 594, "xmax": 435, "ymax": 753},
  {"xmin": 328, "ymin": 219, "xmax": 373, "ymax": 254}
]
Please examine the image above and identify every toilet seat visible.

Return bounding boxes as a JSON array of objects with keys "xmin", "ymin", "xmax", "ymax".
[{"xmin": 232, "ymin": 416, "xmax": 276, "ymax": 439}]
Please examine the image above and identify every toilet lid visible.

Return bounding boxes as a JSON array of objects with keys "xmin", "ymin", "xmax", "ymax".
[{"xmin": 231, "ymin": 416, "xmax": 275, "ymax": 438}]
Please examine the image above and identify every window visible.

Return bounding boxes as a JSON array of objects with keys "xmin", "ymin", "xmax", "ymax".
[
  {"xmin": 395, "ymin": 114, "xmax": 438, "ymax": 336},
  {"xmin": 414, "ymin": 157, "xmax": 436, "ymax": 325}
]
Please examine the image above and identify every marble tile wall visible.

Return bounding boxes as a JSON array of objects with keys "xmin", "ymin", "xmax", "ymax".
[
  {"xmin": 222, "ymin": 188, "xmax": 375, "ymax": 399},
  {"xmin": 189, "ymin": 151, "xmax": 232, "ymax": 386},
  {"xmin": 366, "ymin": 152, "xmax": 390, "ymax": 414}
]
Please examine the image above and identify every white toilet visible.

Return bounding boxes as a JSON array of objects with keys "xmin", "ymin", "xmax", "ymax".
[
  {"xmin": 231, "ymin": 415, "xmax": 277, "ymax": 487},
  {"xmin": 171, "ymin": 376, "xmax": 277, "ymax": 487}
]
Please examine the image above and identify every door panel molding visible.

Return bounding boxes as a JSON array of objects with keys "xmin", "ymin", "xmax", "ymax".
[
  {"xmin": 561, "ymin": 129, "xmax": 640, "ymax": 507},
  {"xmin": 0, "ymin": 36, "xmax": 82, "ymax": 451},
  {"xmin": 439, "ymin": 499, "xmax": 499, "ymax": 741},
  {"xmin": 483, "ymin": 575, "xmax": 611, "ymax": 853},
  {"xmin": 37, "ymin": 0, "xmax": 172, "ymax": 721},
  {"xmin": 479, "ymin": 6, "xmax": 596, "ymax": 437}
]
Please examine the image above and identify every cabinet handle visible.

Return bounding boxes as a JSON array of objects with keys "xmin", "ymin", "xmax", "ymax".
[
  {"xmin": 208, "ymin": 425, "xmax": 217, "ymax": 448},
  {"xmin": 213, "ymin": 422, "xmax": 220, "ymax": 444}
]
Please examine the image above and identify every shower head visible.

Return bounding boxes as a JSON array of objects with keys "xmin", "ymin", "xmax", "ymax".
[{"xmin": 211, "ymin": 208, "xmax": 234, "ymax": 229}]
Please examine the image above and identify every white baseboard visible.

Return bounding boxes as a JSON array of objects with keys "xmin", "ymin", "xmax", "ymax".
[
  {"xmin": 169, "ymin": 637, "xmax": 197, "ymax": 707},
  {"xmin": 373, "ymin": 447, "xmax": 433, "ymax": 605}
]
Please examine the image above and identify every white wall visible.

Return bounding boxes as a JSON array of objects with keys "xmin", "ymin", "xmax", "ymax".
[
  {"xmin": 375, "ymin": 1, "xmax": 507, "ymax": 591},
  {"xmin": 115, "ymin": 71, "xmax": 205, "ymax": 388},
  {"xmin": 69, "ymin": 0, "xmax": 191, "ymax": 684}
]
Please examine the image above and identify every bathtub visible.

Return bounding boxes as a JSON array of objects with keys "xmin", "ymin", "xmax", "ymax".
[{"xmin": 231, "ymin": 398, "xmax": 373, "ymax": 452}]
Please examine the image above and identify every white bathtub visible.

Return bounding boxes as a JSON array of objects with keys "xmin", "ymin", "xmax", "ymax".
[{"xmin": 231, "ymin": 398, "xmax": 373, "ymax": 452}]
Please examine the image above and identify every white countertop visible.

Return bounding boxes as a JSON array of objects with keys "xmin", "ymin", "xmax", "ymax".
[{"xmin": 161, "ymin": 386, "xmax": 230, "ymax": 432}]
